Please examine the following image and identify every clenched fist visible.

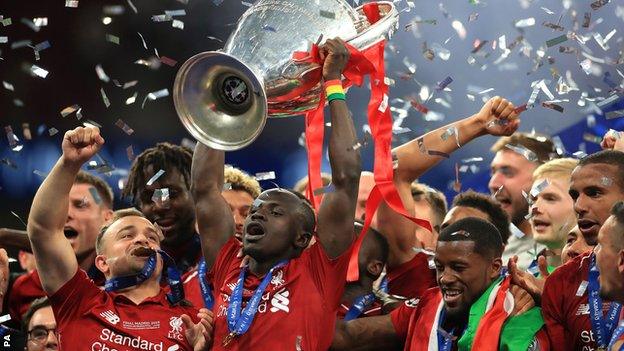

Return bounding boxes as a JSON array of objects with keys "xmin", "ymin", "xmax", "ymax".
[
  {"xmin": 474, "ymin": 96, "xmax": 521, "ymax": 137},
  {"xmin": 61, "ymin": 126, "xmax": 105, "ymax": 166},
  {"xmin": 319, "ymin": 38, "xmax": 350, "ymax": 81}
]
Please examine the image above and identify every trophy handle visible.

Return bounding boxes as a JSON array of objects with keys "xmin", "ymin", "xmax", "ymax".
[{"xmin": 345, "ymin": 1, "xmax": 399, "ymax": 52}]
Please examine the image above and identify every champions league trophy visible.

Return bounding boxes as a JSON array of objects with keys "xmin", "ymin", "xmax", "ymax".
[{"xmin": 173, "ymin": 0, "xmax": 399, "ymax": 150}]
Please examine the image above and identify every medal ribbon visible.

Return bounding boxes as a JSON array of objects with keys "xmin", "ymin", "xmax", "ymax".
[
  {"xmin": 588, "ymin": 253, "xmax": 622, "ymax": 349},
  {"xmin": 104, "ymin": 250, "xmax": 185, "ymax": 304},
  {"xmin": 226, "ymin": 261, "xmax": 288, "ymax": 337},
  {"xmin": 436, "ymin": 309, "xmax": 456, "ymax": 351},
  {"xmin": 343, "ymin": 293, "xmax": 376, "ymax": 321},
  {"xmin": 198, "ymin": 258, "xmax": 214, "ymax": 309},
  {"xmin": 609, "ymin": 320, "xmax": 624, "ymax": 351}
]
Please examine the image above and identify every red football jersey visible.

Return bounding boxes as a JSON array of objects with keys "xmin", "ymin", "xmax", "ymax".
[
  {"xmin": 542, "ymin": 252, "xmax": 614, "ymax": 350},
  {"xmin": 208, "ymin": 238, "xmax": 350, "ymax": 350},
  {"xmin": 386, "ymin": 252, "xmax": 437, "ymax": 299},
  {"xmin": 8, "ymin": 270, "xmax": 44, "ymax": 322},
  {"xmin": 182, "ymin": 268, "xmax": 204, "ymax": 308},
  {"xmin": 49, "ymin": 269, "xmax": 199, "ymax": 351}
]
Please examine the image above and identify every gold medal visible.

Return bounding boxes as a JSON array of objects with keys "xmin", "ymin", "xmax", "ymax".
[
  {"xmin": 596, "ymin": 347, "xmax": 606, "ymax": 351},
  {"xmin": 222, "ymin": 332, "xmax": 237, "ymax": 347}
]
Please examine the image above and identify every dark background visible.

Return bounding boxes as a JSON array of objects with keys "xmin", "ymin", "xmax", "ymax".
[{"xmin": 0, "ymin": 0, "xmax": 623, "ymax": 234}]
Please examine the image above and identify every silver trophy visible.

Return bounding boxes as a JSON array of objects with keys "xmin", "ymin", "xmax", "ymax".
[{"xmin": 173, "ymin": 0, "xmax": 399, "ymax": 150}]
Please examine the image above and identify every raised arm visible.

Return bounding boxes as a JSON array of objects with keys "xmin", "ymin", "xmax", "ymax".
[
  {"xmin": 316, "ymin": 38, "xmax": 362, "ymax": 258},
  {"xmin": 27, "ymin": 126, "xmax": 104, "ymax": 295},
  {"xmin": 377, "ymin": 97, "xmax": 520, "ymax": 267},
  {"xmin": 331, "ymin": 314, "xmax": 401, "ymax": 351},
  {"xmin": 190, "ymin": 143, "xmax": 234, "ymax": 270},
  {"xmin": 0, "ymin": 228, "xmax": 31, "ymax": 252}
]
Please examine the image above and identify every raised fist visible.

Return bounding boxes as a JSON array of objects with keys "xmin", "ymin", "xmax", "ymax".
[
  {"xmin": 476, "ymin": 96, "xmax": 521, "ymax": 137},
  {"xmin": 61, "ymin": 126, "xmax": 105, "ymax": 166},
  {"xmin": 600, "ymin": 129, "xmax": 624, "ymax": 152},
  {"xmin": 319, "ymin": 38, "xmax": 350, "ymax": 81}
]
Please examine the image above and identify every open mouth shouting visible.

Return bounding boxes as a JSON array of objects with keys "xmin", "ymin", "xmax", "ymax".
[
  {"xmin": 64, "ymin": 226, "xmax": 79, "ymax": 244},
  {"xmin": 130, "ymin": 246, "xmax": 155, "ymax": 257},
  {"xmin": 532, "ymin": 218, "xmax": 550, "ymax": 232},
  {"xmin": 577, "ymin": 219, "xmax": 600, "ymax": 242},
  {"xmin": 244, "ymin": 222, "xmax": 266, "ymax": 243}
]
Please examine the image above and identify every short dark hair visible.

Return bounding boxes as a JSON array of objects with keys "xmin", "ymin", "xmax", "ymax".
[
  {"xmin": 411, "ymin": 182, "xmax": 448, "ymax": 228},
  {"xmin": 578, "ymin": 150, "xmax": 624, "ymax": 191},
  {"xmin": 75, "ymin": 171, "xmax": 114, "ymax": 209},
  {"xmin": 438, "ymin": 217, "xmax": 504, "ymax": 259},
  {"xmin": 491, "ymin": 132, "xmax": 556, "ymax": 164},
  {"xmin": 21, "ymin": 297, "xmax": 51, "ymax": 333},
  {"xmin": 452, "ymin": 191, "xmax": 511, "ymax": 245},
  {"xmin": 96, "ymin": 208, "xmax": 154, "ymax": 254},
  {"xmin": 123, "ymin": 143, "xmax": 193, "ymax": 203}
]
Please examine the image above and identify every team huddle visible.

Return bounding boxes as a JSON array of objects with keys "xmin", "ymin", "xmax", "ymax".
[{"xmin": 2, "ymin": 39, "xmax": 624, "ymax": 351}]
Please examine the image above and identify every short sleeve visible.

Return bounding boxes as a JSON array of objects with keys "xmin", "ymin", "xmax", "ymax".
[
  {"xmin": 48, "ymin": 269, "xmax": 103, "ymax": 328},
  {"xmin": 386, "ymin": 253, "xmax": 436, "ymax": 299},
  {"xmin": 390, "ymin": 301, "xmax": 416, "ymax": 340}
]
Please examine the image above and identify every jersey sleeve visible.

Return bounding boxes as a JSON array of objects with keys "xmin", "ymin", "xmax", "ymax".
[
  {"xmin": 389, "ymin": 301, "xmax": 416, "ymax": 341},
  {"xmin": 541, "ymin": 269, "xmax": 567, "ymax": 348},
  {"xmin": 206, "ymin": 237, "xmax": 240, "ymax": 293},
  {"xmin": 48, "ymin": 269, "xmax": 103, "ymax": 328},
  {"xmin": 304, "ymin": 242, "xmax": 351, "ymax": 311},
  {"xmin": 386, "ymin": 252, "xmax": 436, "ymax": 299}
]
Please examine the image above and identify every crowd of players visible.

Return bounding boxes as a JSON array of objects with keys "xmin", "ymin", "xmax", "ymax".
[{"xmin": 1, "ymin": 39, "xmax": 624, "ymax": 351}]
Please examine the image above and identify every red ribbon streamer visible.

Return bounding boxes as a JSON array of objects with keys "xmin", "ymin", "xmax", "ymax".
[{"xmin": 295, "ymin": 3, "xmax": 431, "ymax": 282}]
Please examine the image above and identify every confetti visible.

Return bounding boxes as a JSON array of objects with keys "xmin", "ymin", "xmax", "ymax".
[
  {"xmin": 151, "ymin": 14, "xmax": 172, "ymax": 22},
  {"xmin": 1, "ymin": 18, "xmax": 11, "ymax": 26},
  {"xmin": 606, "ymin": 109, "xmax": 624, "ymax": 119},
  {"xmin": 60, "ymin": 104, "xmax": 80, "ymax": 118},
  {"xmin": 478, "ymin": 88, "xmax": 494, "ymax": 95},
  {"xmin": 126, "ymin": 145, "xmax": 135, "ymax": 161},
  {"xmin": 597, "ymin": 94, "xmax": 620, "ymax": 107},
  {"xmin": 95, "ymin": 64, "xmax": 110, "ymax": 82},
  {"xmin": 541, "ymin": 102, "xmax": 564, "ymax": 113},
  {"xmin": 172, "ymin": 19, "xmax": 184, "ymax": 30},
  {"xmin": 31, "ymin": 65, "xmax": 49, "ymax": 78},
  {"xmin": 255, "ymin": 171, "xmax": 276, "ymax": 181},
  {"xmin": 506, "ymin": 144, "xmax": 538, "ymax": 162},
  {"xmin": 546, "ymin": 34, "xmax": 568, "ymax": 47},
  {"xmin": 125, "ymin": 92, "xmax": 138, "ymax": 105},
  {"xmin": 471, "ymin": 39, "xmax": 488, "ymax": 53},
  {"xmin": 83, "ymin": 120, "xmax": 102, "ymax": 128},
  {"xmin": 142, "ymin": 88, "xmax": 169, "ymax": 108},
  {"xmin": 514, "ymin": 18, "xmax": 536, "ymax": 28},
  {"xmin": 451, "ymin": 20, "xmax": 467, "ymax": 40},
  {"xmin": 159, "ymin": 56, "xmax": 177, "ymax": 66},
  {"xmin": 590, "ymin": 0, "xmax": 610, "ymax": 10},
  {"xmin": 152, "ymin": 188, "xmax": 170, "ymax": 208},
  {"xmin": 114, "ymin": 118, "xmax": 134, "ymax": 135},
  {"xmin": 127, "ymin": 0, "xmax": 138, "ymax": 14},
  {"xmin": 378, "ymin": 94, "xmax": 389, "ymax": 113},
  {"xmin": 206, "ymin": 36, "xmax": 223, "ymax": 43},
  {"xmin": 0, "ymin": 37, "xmax": 7, "ymax": 43},
  {"xmin": 313, "ymin": 184, "xmax": 336, "ymax": 196},
  {"xmin": 2, "ymin": 81, "xmax": 14, "ymax": 91},
  {"xmin": 100, "ymin": 87, "xmax": 110, "ymax": 108},
  {"xmin": 33, "ymin": 170, "xmax": 47, "ymax": 178},
  {"xmin": 601, "ymin": 177, "xmax": 613, "ymax": 187},
  {"xmin": 552, "ymin": 136, "xmax": 566, "ymax": 156},
  {"xmin": 65, "ymin": 0, "xmax": 79, "ymax": 8},
  {"xmin": 541, "ymin": 7, "xmax": 555, "ymax": 15},
  {"xmin": 105, "ymin": 34, "xmax": 120, "ymax": 45},
  {"xmin": 436, "ymin": 76, "xmax": 453, "ymax": 91},
  {"xmin": 49, "ymin": 127, "xmax": 58, "ymax": 136},
  {"xmin": 542, "ymin": 22, "xmax": 564, "ymax": 31},
  {"xmin": 462, "ymin": 157, "xmax": 483, "ymax": 163},
  {"xmin": 583, "ymin": 13, "xmax": 591, "ymax": 28},
  {"xmin": 530, "ymin": 179, "xmax": 550, "ymax": 199},
  {"xmin": 4, "ymin": 126, "xmax": 19, "ymax": 148},
  {"xmin": 22, "ymin": 123, "xmax": 32, "ymax": 140},
  {"xmin": 583, "ymin": 133, "xmax": 602, "ymax": 144},
  {"xmin": 89, "ymin": 187, "xmax": 102, "ymax": 205},
  {"xmin": 146, "ymin": 169, "xmax": 165, "ymax": 186},
  {"xmin": 468, "ymin": 13, "xmax": 479, "ymax": 22}
]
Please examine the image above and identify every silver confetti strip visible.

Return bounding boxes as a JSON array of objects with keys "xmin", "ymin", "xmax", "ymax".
[
  {"xmin": 100, "ymin": 87, "xmax": 110, "ymax": 108},
  {"xmin": 601, "ymin": 177, "xmax": 613, "ymax": 187},
  {"xmin": 505, "ymin": 144, "xmax": 538, "ymax": 162},
  {"xmin": 105, "ymin": 34, "xmax": 120, "ymax": 45},
  {"xmin": 89, "ymin": 187, "xmax": 102, "ymax": 204},
  {"xmin": 65, "ymin": 0, "xmax": 79, "ymax": 8},
  {"xmin": 606, "ymin": 109, "xmax": 624, "ymax": 120},
  {"xmin": 152, "ymin": 188, "xmax": 170, "ymax": 207},
  {"xmin": 95, "ymin": 64, "xmax": 110, "ymax": 82},
  {"xmin": 530, "ymin": 179, "xmax": 550, "ymax": 199},
  {"xmin": 146, "ymin": 169, "xmax": 165, "ymax": 186},
  {"xmin": 255, "ymin": 171, "xmax": 276, "ymax": 181},
  {"xmin": 31, "ymin": 64, "xmax": 49, "ymax": 78},
  {"xmin": 114, "ymin": 119, "xmax": 134, "ymax": 135}
]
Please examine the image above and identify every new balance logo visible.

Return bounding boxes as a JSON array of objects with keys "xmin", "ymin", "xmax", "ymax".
[
  {"xmin": 100, "ymin": 310, "xmax": 121, "ymax": 325},
  {"xmin": 576, "ymin": 304, "xmax": 590, "ymax": 316},
  {"xmin": 270, "ymin": 288, "xmax": 290, "ymax": 313}
]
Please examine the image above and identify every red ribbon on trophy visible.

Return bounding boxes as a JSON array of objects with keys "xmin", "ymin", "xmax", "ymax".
[{"xmin": 293, "ymin": 3, "xmax": 431, "ymax": 282}]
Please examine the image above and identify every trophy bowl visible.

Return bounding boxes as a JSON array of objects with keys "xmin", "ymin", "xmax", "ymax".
[{"xmin": 174, "ymin": 0, "xmax": 398, "ymax": 150}]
